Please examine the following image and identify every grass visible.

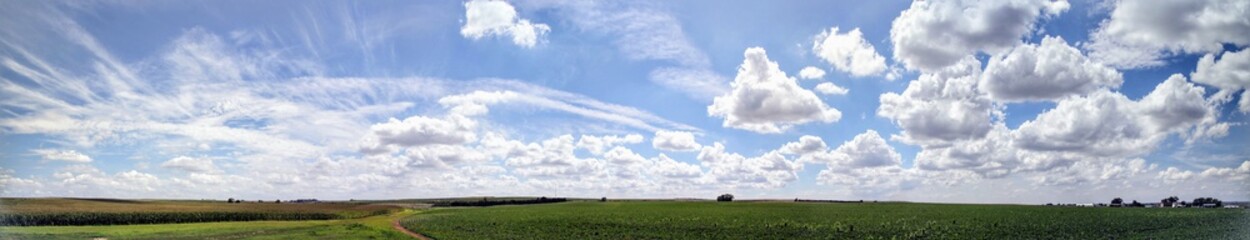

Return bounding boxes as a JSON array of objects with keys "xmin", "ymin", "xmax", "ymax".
[
  {"xmin": 0, "ymin": 198, "xmax": 399, "ymax": 226},
  {"xmin": 0, "ymin": 209, "xmax": 420, "ymax": 240},
  {"xmin": 400, "ymin": 201, "xmax": 1250, "ymax": 239}
]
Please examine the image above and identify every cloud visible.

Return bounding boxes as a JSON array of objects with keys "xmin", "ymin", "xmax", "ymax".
[
  {"xmin": 1137, "ymin": 75, "xmax": 1225, "ymax": 137},
  {"xmin": 1196, "ymin": 161, "xmax": 1250, "ymax": 181},
  {"xmin": 0, "ymin": 13, "xmax": 710, "ymax": 198},
  {"xmin": 780, "ymin": 135, "xmax": 827, "ymax": 156},
  {"xmin": 1033, "ymin": 158, "xmax": 1152, "ymax": 186},
  {"xmin": 1154, "ymin": 162, "xmax": 1250, "ymax": 195},
  {"xmin": 652, "ymin": 130, "xmax": 701, "ymax": 152},
  {"xmin": 403, "ymin": 145, "xmax": 491, "ymax": 170},
  {"xmin": 900, "ymin": 73, "xmax": 1228, "ymax": 181},
  {"xmin": 1014, "ymin": 74, "xmax": 1222, "ymax": 158},
  {"xmin": 1086, "ymin": 0, "xmax": 1250, "ymax": 68},
  {"xmin": 497, "ymin": 134, "xmax": 604, "ymax": 178},
  {"xmin": 827, "ymin": 130, "xmax": 902, "ymax": 168},
  {"xmin": 1014, "ymin": 89, "xmax": 1157, "ymax": 157},
  {"xmin": 812, "ymin": 27, "xmax": 888, "ymax": 77},
  {"xmin": 578, "ymin": 134, "xmax": 645, "ymax": 155},
  {"xmin": 460, "ymin": 0, "xmax": 550, "ymax": 48},
  {"xmin": 650, "ymin": 154, "xmax": 702, "ymax": 179},
  {"xmin": 54, "ymin": 166, "xmax": 163, "ymax": 193},
  {"xmin": 890, "ymin": 0, "xmax": 1069, "ymax": 71},
  {"xmin": 160, "ymin": 156, "xmax": 220, "ymax": 173},
  {"xmin": 917, "ymin": 126, "xmax": 1019, "ymax": 180},
  {"xmin": 980, "ymin": 36, "xmax": 1123, "ymax": 102},
  {"xmin": 362, "ymin": 115, "xmax": 477, "ymax": 153},
  {"xmin": 434, "ymin": 89, "xmax": 696, "ymax": 133},
  {"xmin": 525, "ymin": 1, "xmax": 725, "ymax": 99},
  {"xmin": 532, "ymin": 1, "xmax": 709, "ymax": 67},
  {"xmin": 797, "ymin": 66, "xmax": 826, "ymax": 80},
  {"xmin": 809, "ymin": 130, "xmax": 918, "ymax": 195},
  {"xmin": 33, "ymin": 149, "xmax": 92, "ymax": 163},
  {"xmin": 1192, "ymin": 47, "xmax": 1250, "ymax": 112},
  {"xmin": 878, "ymin": 57, "xmax": 995, "ymax": 145},
  {"xmin": 708, "ymin": 47, "xmax": 841, "ymax": 134},
  {"xmin": 814, "ymin": 82, "xmax": 849, "ymax": 95},
  {"xmin": 697, "ymin": 143, "xmax": 798, "ymax": 189},
  {"xmin": 648, "ymin": 67, "xmax": 731, "ymax": 99}
]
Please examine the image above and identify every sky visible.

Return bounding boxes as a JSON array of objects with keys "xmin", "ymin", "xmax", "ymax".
[{"xmin": 0, "ymin": 0, "xmax": 1247, "ymax": 204}]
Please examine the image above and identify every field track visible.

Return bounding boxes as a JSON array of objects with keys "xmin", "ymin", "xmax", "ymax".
[{"xmin": 392, "ymin": 217, "xmax": 432, "ymax": 240}]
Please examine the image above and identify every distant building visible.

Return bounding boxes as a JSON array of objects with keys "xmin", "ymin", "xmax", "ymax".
[
  {"xmin": 1224, "ymin": 205, "xmax": 1241, "ymax": 209},
  {"xmin": 1202, "ymin": 203, "xmax": 1218, "ymax": 208}
]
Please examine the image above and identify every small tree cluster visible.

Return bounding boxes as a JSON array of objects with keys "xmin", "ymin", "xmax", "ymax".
[
  {"xmin": 1161, "ymin": 196, "xmax": 1179, "ymax": 207},
  {"xmin": 1192, "ymin": 197, "xmax": 1223, "ymax": 207},
  {"xmin": 717, "ymin": 194, "xmax": 734, "ymax": 202}
]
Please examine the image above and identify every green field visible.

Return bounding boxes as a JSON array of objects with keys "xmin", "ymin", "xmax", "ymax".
[
  {"xmin": 0, "ymin": 198, "xmax": 400, "ymax": 226},
  {"xmin": 4, "ymin": 199, "xmax": 1248, "ymax": 239},
  {"xmin": 400, "ymin": 201, "xmax": 1250, "ymax": 239},
  {"xmin": 0, "ymin": 209, "xmax": 419, "ymax": 240}
]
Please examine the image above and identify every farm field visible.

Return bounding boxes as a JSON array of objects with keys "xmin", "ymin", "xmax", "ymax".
[
  {"xmin": 0, "ymin": 209, "xmax": 420, "ymax": 240},
  {"xmin": 401, "ymin": 201, "xmax": 1250, "ymax": 239},
  {"xmin": 0, "ymin": 198, "xmax": 400, "ymax": 226}
]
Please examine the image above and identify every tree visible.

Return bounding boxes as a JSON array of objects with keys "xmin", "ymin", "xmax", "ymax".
[
  {"xmin": 227, "ymin": 198, "xmax": 235, "ymax": 203},
  {"xmin": 1129, "ymin": 200, "xmax": 1144, "ymax": 207},
  {"xmin": 275, "ymin": 199, "xmax": 281, "ymax": 203},
  {"xmin": 600, "ymin": 197, "xmax": 607, "ymax": 202},
  {"xmin": 1192, "ymin": 197, "xmax": 1222, "ymax": 208},
  {"xmin": 1161, "ymin": 196, "xmax": 1179, "ymax": 207},
  {"xmin": 1111, "ymin": 197, "xmax": 1123, "ymax": 207},
  {"xmin": 717, "ymin": 194, "xmax": 734, "ymax": 202}
]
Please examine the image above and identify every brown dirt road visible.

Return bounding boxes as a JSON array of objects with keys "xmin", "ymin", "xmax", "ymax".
[{"xmin": 392, "ymin": 217, "xmax": 432, "ymax": 240}]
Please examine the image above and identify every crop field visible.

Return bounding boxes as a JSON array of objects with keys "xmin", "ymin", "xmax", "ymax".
[
  {"xmin": 0, "ymin": 209, "xmax": 420, "ymax": 240},
  {"xmin": 401, "ymin": 201, "xmax": 1250, "ymax": 239},
  {"xmin": 0, "ymin": 198, "xmax": 399, "ymax": 226}
]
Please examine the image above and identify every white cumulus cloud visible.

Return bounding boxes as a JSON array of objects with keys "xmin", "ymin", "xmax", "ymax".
[
  {"xmin": 1192, "ymin": 48, "xmax": 1250, "ymax": 112},
  {"xmin": 33, "ymin": 149, "xmax": 92, "ymax": 163},
  {"xmin": 578, "ymin": 134, "xmax": 645, "ymax": 155},
  {"xmin": 460, "ymin": 0, "xmax": 550, "ymax": 48},
  {"xmin": 1014, "ymin": 74, "xmax": 1223, "ymax": 158},
  {"xmin": 980, "ymin": 36, "xmax": 1123, "ymax": 102},
  {"xmin": 812, "ymin": 27, "xmax": 888, "ymax": 77},
  {"xmin": 797, "ymin": 66, "xmax": 826, "ymax": 80},
  {"xmin": 890, "ymin": 0, "xmax": 1069, "ymax": 71},
  {"xmin": 161, "ymin": 156, "xmax": 220, "ymax": 173},
  {"xmin": 360, "ymin": 115, "xmax": 478, "ymax": 154},
  {"xmin": 814, "ymin": 82, "xmax": 849, "ymax": 96},
  {"xmin": 827, "ymin": 130, "xmax": 902, "ymax": 169},
  {"xmin": 709, "ymin": 47, "xmax": 841, "ymax": 134},
  {"xmin": 879, "ymin": 57, "xmax": 995, "ymax": 145},
  {"xmin": 652, "ymin": 130, "xmax": 701, "ymax": 152},
  {"xmin": 697, "ymin": 143, "xmax": 798, "ymax": 189},
  {"xmin": 1086, "ymin": 0, "xmax": 1250, "ymax": 68}
]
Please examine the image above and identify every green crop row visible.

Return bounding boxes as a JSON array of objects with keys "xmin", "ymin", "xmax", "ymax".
[
  {"xmin": 0, "ymin": 212, "xmax": 343, "ymax": 226},
  {"xmin": 400, "ymin": 202, "xmax": 1250, "ymax": 239}
]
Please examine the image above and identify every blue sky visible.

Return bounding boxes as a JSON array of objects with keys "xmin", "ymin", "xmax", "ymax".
[{"xmin": 1, "ymin": 0, "xmax": 1247, "ymax": 203}]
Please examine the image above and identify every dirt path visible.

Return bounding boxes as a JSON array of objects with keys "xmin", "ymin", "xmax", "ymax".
[{"xmin": 392, "ymin": 217, "xmax": 432, "ymax": 240}]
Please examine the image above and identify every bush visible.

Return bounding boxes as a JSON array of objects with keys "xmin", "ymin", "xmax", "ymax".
[{"xmin": 717, "ymin": 194, "xmax": 734, "ymax": 202}]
